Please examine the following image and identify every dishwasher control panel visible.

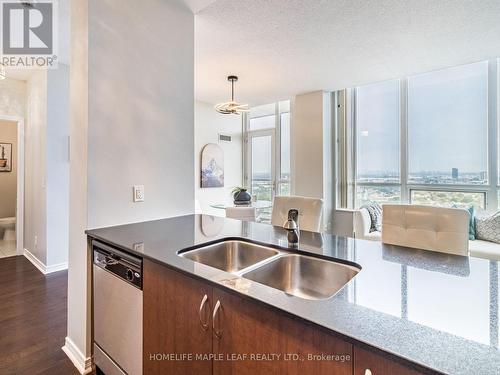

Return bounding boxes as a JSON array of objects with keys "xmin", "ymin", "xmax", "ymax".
[{"xmin": 93, "ymin": 241, "xmax": 143, "ymax": 289}]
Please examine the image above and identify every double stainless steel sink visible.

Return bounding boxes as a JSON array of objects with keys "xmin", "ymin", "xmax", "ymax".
[{"xmin": 179, "ymin": 240, "xmax": 360, "ymax": 300}]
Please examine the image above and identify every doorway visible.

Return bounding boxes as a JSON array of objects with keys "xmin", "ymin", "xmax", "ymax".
[{"xmin": 0, "ymin": 116, "xmax": 24, "ymax": 258}]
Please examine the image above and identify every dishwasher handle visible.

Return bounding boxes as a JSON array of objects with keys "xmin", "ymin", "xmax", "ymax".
[{"xmin": 94, "ymin": 256, "xmax": 119, "ymax": 268}]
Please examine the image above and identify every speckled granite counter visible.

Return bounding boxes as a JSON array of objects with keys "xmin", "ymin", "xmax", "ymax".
[{"xmin": 86, "ymin": 214, "xmax": 500, "ymax": 375}]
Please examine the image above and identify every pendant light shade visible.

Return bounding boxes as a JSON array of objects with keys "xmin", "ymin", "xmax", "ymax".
[{"xmin": 214, "ymin": 75, "xmax": 249, "ymax": 115}]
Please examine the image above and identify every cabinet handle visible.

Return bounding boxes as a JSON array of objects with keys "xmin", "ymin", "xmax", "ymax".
[
  {"xmin": 212, "ymin": 300, "xmax": 223, "ymax": 339},
  {"xmin": 199, "ymin": 294, "xmax": 209, "ymax": 331},
  {"xmin": 365, "ymin": 369, "xmax": 372, "ymax": 375}
]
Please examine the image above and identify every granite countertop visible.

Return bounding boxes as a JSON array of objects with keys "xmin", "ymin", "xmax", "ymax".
[{"xmin": 86, "ymin": 214, "xmax": 500, "ymax": 375}]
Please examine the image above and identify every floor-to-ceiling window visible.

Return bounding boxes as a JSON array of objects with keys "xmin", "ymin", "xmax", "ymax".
[
  {"xmin": 244, "ymin": 100, "xmax": 291, "ymax": 222},
  {"xmin": 338, "ymin": 59, "xmax": 498, "ymax": 211},
  {"xmin": 355, "ymin": 79, "xmax": 401, "ymax": 207},
  {"xmin": 407, "ymin": 61, "xmax": 489, "ymax": 209}
]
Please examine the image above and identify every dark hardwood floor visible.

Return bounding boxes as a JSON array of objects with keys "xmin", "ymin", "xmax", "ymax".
[{"xmin": 0, "ymin": 256, "xmax": 80, "ymax": 375}]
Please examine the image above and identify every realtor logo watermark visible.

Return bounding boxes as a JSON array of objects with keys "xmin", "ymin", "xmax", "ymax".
[{"xmin": 1, "ymin": 0, "xmax": 58, "ymax": 68}]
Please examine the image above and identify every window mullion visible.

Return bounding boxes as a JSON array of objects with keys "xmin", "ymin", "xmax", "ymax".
[
  {"xmin": 274, "ymin": 103, "xmax": 280, "ymax": 196},
  {"xmin": 401, "ymin": 78, "xmax": 409, "ymax": 204},
  {"xmin": 487, "ymin": 59, "xmax": 499, "ymax": 210},
  {"xmin": 242, "ymin": 112, "xmax": 249, "ymax": 187},
  {"xmin": 351, "ymin": 88, "xmax": 357, "ymax": 209}
]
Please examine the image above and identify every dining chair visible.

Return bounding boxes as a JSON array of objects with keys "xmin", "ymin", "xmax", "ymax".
[{"xmin": 271, "ymin": 196, "xmax": 323, "ymax": 232}]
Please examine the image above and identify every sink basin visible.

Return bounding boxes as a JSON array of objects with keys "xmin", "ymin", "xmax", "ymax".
[
  {"xmin": 179, "ymin": 240, "xmax": 279, "ymax": 273},
  {"xmin": 242, "ymin": 254, "xmax": 360, "ymax": 300}
]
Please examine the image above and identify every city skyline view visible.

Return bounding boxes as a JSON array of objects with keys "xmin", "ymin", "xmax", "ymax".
[{"xmin": 358, "ymin": 168, "xmax": 488, "ymax": 185}]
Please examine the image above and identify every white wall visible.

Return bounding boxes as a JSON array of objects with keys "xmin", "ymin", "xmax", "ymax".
[
  {"xmin": 25, "ymin": 71, "xmax": 48, "ymax": 263},
  {"xmin": 46, "ymin": 66, "xmax": 70, "ymax": 266},
  {"xmin": 292, "ymin": 90, "xmax": 353, "ymax": 236},
  {"xmin": 67, "ymin": 0, "xmax": 90, "ymax": 367},
  {"xmin": 87, "ymin": 0, "xmax": 194, "ymax": 228},
  {"xmin": 0, "ymin": 120, "xmax": 17, "ymax": 218},
  {"xmin": 195, "ymin": 101, "xmax": 242, "ymax": 216},
  {"xmin": 0, "ymin": 78, "xmax": 26, "ymax": 117},
  {"xmin": 292, "ymin": 91, "xmax": 335, "ymax": 232},
  {"xmin": 67, "ymin": 0, "xmax": 195, "ymax": 370},
  {"xmin": 292, "ymin": 91, "xmax": 326, "ymax": 199},
  {"xmin": 22, "ymin": 67, "xmax": 71, "ymax": 268}
]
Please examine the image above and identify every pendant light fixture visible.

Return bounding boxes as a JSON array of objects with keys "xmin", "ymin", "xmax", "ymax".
[{"xmin": 214, "ymin": 75, "xmax": 249, "ymax": 115}]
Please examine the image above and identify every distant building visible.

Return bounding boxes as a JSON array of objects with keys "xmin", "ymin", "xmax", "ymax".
[{"xmin": 452, "ymin": 168, "xmax": 458, "ymax": 179}]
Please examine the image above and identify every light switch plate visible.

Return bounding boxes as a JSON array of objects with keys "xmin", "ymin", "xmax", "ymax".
[{"xmin": 133, "ymin": 185, "xmax": 145, "ymax": 202}]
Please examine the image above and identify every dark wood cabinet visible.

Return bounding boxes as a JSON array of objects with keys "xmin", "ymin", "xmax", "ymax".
[
  {"xmin": 354, "ymin": 346, "xmax": 425, "ymax": 375},
  {"xmin": 212, "ymin": 287, "xmax": 352, "ymax": 375},
  {"xmin": 143, "ymin": 260, "xmax": 213, "ymax": 375},
  {"xmin": 143, "ymin": 259, "xmax": 426, "ymax": 375}
]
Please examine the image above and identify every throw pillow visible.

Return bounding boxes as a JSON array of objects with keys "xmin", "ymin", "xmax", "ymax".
[
  {"xmin": 452, "ymin": 205, "xmax": 476, "ymax": 240},
  {"xmin": 362, "ymin": 203, "xmax": 382, "ymax": 233},
  {"xmin": 467, "ymin": 206, "xmax": 476, "ymax": 240},
  {"xmin": 476, "ymin": 211, "xmax": 500, "ymax": 244}
]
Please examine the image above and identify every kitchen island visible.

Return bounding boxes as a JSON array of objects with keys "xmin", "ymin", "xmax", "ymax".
[{"xmin": 87, "ymin": 214, "xmax": 500, "ymax": 375}]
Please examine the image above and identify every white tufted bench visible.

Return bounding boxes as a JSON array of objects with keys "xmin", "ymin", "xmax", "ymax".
[
  {"xmin": 354, "ymin": 205, "xmax": 500, "ymax": 259},
  {"xmin": 381, "ymin": 205, "xmax": 470, "ymax": 256}
]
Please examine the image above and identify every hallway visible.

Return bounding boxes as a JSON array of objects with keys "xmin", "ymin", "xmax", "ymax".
[{"xmin": 0, "ymin": 256, "xmax": 79, "ymax": 374}]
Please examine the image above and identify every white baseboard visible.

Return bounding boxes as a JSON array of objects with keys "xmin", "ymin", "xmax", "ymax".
[
  {"xmin": 23, "ymin": 248, "xmax": 68, "ymax": 274},
  {"xmin": 46, "ymin": 261, "xmax": 69, "ymax": 273},
  {"xmin": 62, "ymin": 337, "xmax": 93, "ymax": 374}
]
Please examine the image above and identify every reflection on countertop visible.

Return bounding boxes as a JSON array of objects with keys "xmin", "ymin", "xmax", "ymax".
[{"xmin": 86, "ymin": 214, "xmax": 500, "ymax": 375}]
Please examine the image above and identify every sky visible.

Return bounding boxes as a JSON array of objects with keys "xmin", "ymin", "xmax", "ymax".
[
  {"xmin": 248, "ymin": 61, "xmax": 490, "ymax": 180},
  {"xmin": 357, "ymin": 61, "xmax": 489, "ymax": 176}
]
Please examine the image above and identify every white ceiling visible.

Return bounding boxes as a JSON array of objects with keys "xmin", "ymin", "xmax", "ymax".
[
  {"xmin": 183, "ymin": 0, "xmax": 218, "ymax": 13},
  {"xmin": 195, "ymin": 0, "xmax": 500, "ymax": 106}
]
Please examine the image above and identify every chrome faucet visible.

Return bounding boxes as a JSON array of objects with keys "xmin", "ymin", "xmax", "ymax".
[{"xmin": 283, "ymin": 209, "xmax": 299, "ymax": 248}]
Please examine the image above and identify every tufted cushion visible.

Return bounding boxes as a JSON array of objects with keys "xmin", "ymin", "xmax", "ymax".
[
  {"xmin": 476, "ymin": 212, "xmax": 500, "ymax": 244},
  {"xmin": 382, "ymin": 205, "xmax": 469, "ymax": 256}
]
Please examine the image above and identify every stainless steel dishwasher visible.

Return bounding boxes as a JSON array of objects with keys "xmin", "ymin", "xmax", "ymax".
[{"xmin": 93, "ymin": 240, "xmax": 143, "ymax": 375}]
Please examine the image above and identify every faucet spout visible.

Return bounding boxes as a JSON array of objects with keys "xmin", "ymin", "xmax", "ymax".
[{"xmin": 283, "ymin": 209, "xmax": 300, "ymax": 248}]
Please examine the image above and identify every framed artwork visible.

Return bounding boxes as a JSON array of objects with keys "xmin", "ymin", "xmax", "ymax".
[
  {"xmin": 0, "ymin": 143, "xmax": 12, "ymax": 172},
  {"xmin": 201, "ymin": 143, "xmax": 224, "ymax": 188}
]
